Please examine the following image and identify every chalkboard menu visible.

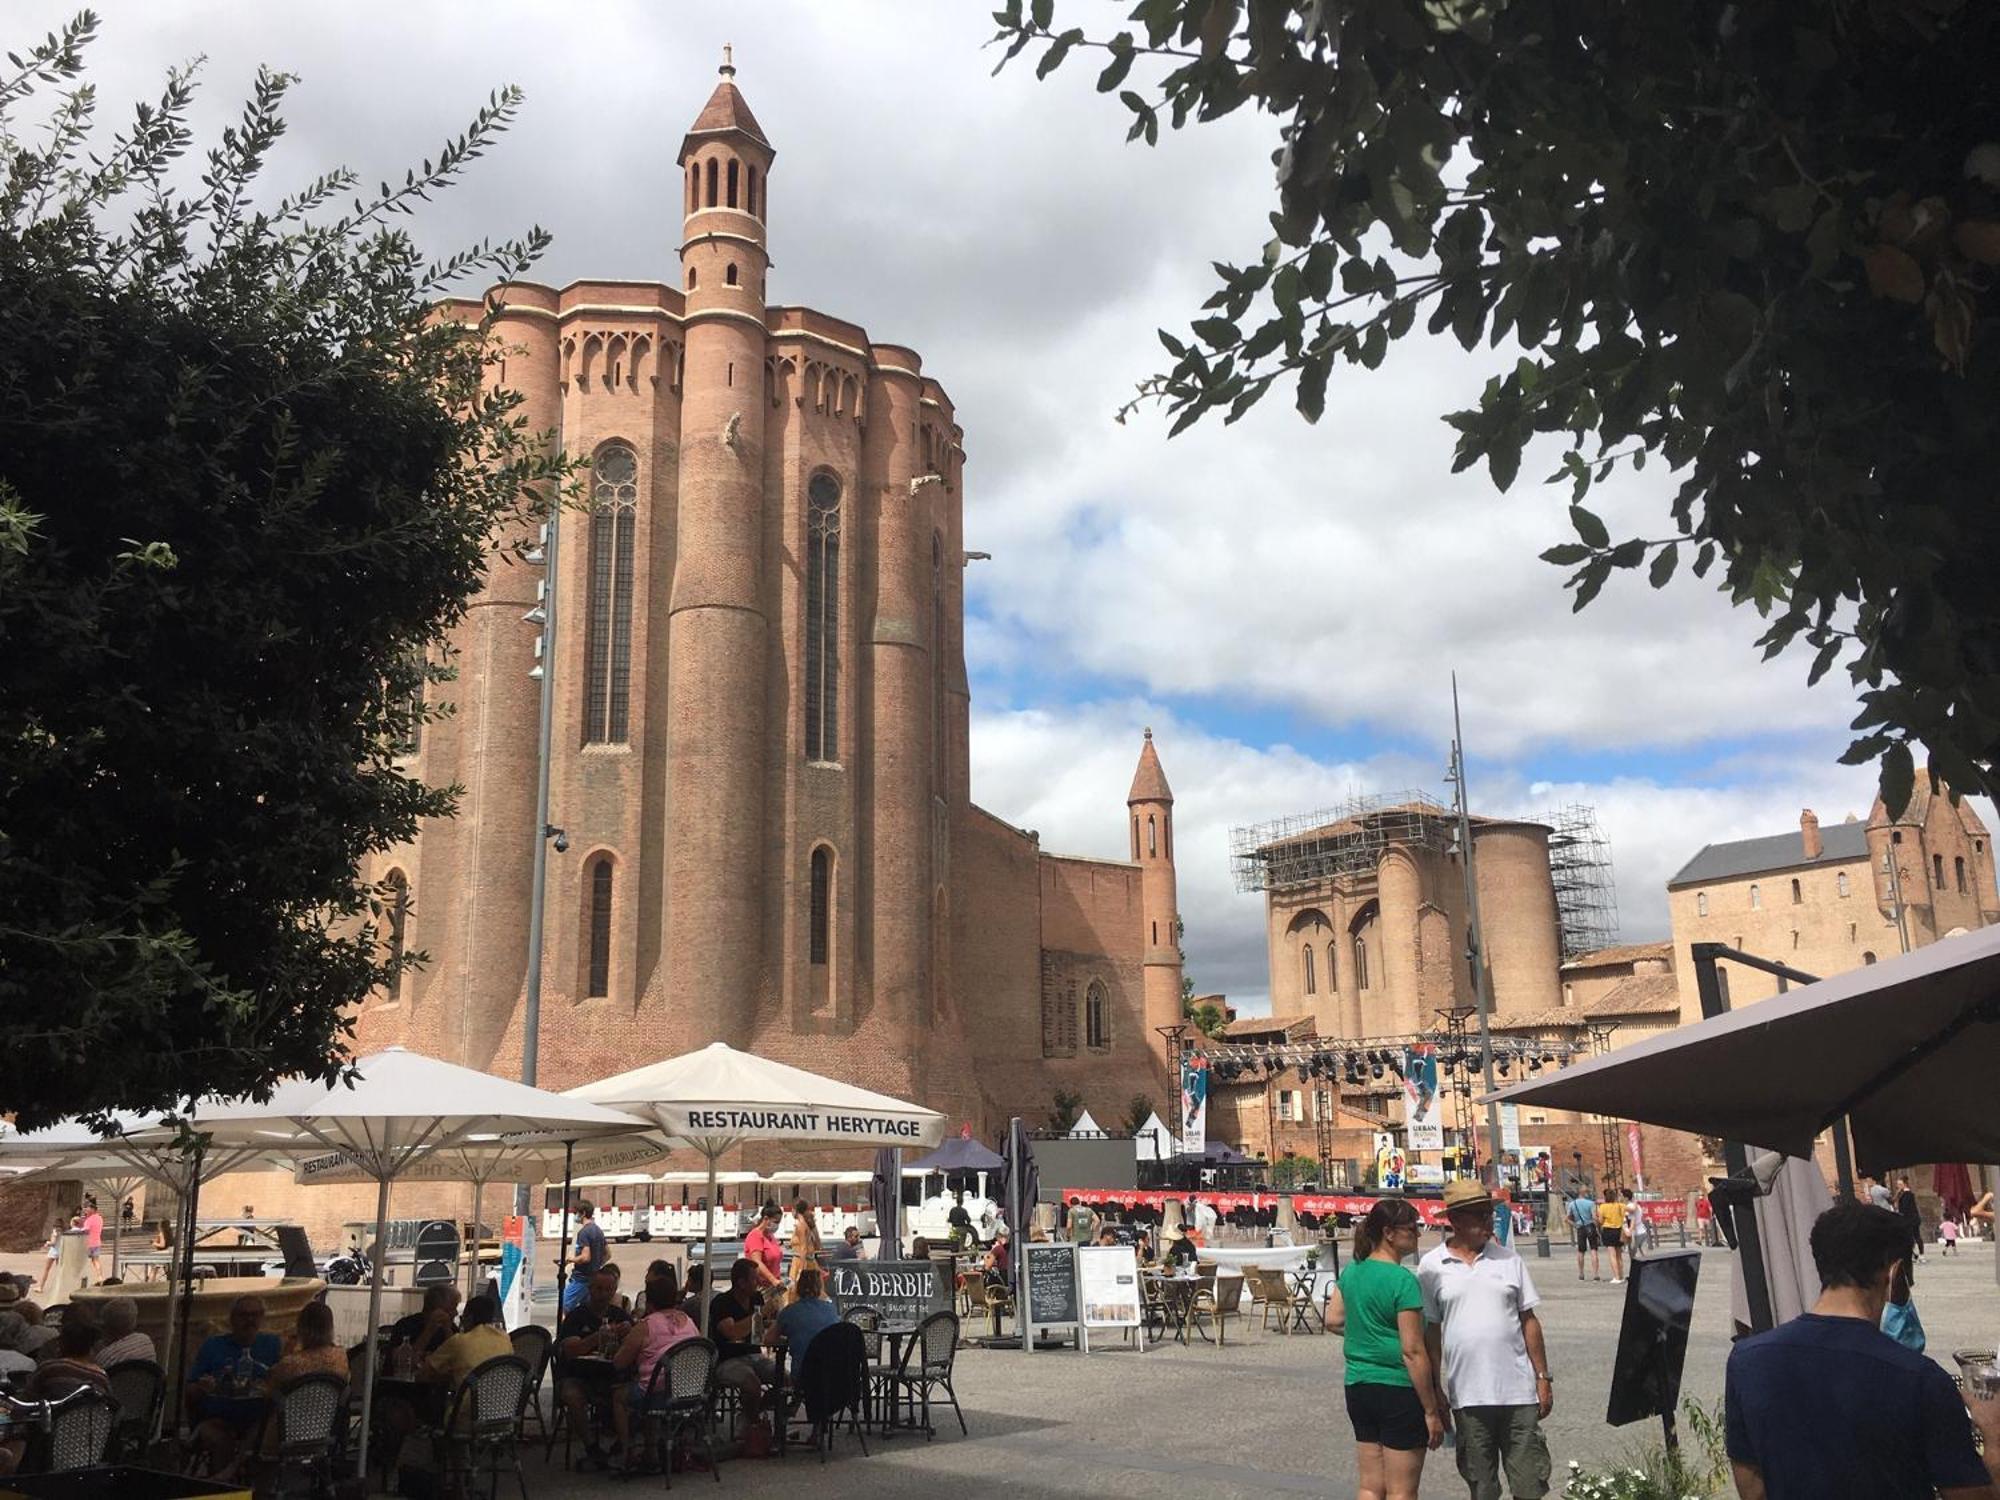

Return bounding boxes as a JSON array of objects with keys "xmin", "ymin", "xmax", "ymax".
[
  {"xmin": 827, "ymin": 1259, "xmax": 948, "ymax": 1330},
  {"xmin": 1024, "ymin": 1242, "xmax": 1079, "ymax": 1331}
]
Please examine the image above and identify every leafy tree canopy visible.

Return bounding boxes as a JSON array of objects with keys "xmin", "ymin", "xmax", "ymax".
[
  {"xmin": 995, "ymin": 0, "xmax": 2000, "ymax": 813},
  {"xmin": 0, "ymin": 14, "xmax": 565, "ymax": 1127}
]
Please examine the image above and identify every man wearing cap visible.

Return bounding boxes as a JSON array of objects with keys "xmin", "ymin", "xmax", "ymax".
[{"xmin": 1418, "ymin": 1179, "xmax": 1554, "ymax": 1500}]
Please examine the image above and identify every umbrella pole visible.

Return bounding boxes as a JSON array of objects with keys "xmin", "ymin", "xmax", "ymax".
[
  {"xmin": 699, "ymin": 1152, "xmax": 718, "ymax": 1338},
  {"xmin": 168, "ymin": 1143, "xmax": 205, "ymax": 1433},
  {"xmin": 467, "ymin": 1177, "xmax": 485, "ymax": 1305},
  {"xmin": 356, "ymin": 1172, "xmax": 392, "ymax": 1470},
  {"xmin": 555, "ymin": 1141, "xmax": 574, "ymax": 1316}
]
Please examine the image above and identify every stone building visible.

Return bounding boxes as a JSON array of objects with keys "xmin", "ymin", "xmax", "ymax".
[
  {"xmin": 204, "ymin": 60, "xmax": 1181, "ymax": 1241},
  {"xmin": 1666, "ymin": 787, "xmax": 1997, "ymax": 1018}
]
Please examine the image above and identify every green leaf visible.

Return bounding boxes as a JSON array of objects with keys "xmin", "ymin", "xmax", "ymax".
[
  {"xmin": 1296, "ymin": 351, "xmax": 1330, "ymax": 423},
  {"xmin": 1096, "ymin": 33, "xmax": 1135, "ymax": 91},
  {"xmin": 1035, "ymin": 28, "xmax": 1084, "ymax": 78},
  {"xmin": 1878, "ymin": 741, "xmax": 1915, "ymax": 819},
  {"xmin": 1607, "ymin": 539, "xmax": 1647, "ymax": 568},
  {"xmin": 1540, "ymin": 543, "xmax": 1593, "ymax": 566},
  {"xmin": 1191, "ymin": 316, "xmax": 1239, "ymax": 348},
  {"xmin": 1487, "ymin": 439, "xmax": 1521, "ymax": 493},
  {"xmin": 1030, "ymin": 0, "xmax": 1053, "ymax": 27},
  {"xmin": 1648, "ymin": 546, "xmax": 1678, "ymax": 588},
  {"xmin": 1569, "ymin": 506, "xmax": 1609, "ymax": 548}
]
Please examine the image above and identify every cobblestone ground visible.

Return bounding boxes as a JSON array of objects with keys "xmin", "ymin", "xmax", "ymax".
[{"xmin": 6, "ymin": 1241, "xmax": 1993, "ymax": 1496}]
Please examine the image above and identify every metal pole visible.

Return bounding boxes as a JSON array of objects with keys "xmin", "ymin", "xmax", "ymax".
[
  {"xmin": 515, "ymin": 507, "xmax": 560, "ymax": 1221},
  {"xmin": 1450, "ymin": 676, "xmax": 1504, "ymax": 1186},
  {"xmin": 1692, "ymin": 943, "xmax": 1775, "ymax": 1332},
  {"xmin": 1886, "ymin": 841, "xmax": 1912, "ymax": 955}
]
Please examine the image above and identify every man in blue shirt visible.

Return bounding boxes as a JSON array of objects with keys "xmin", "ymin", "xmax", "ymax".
[
  {"xmin": 1726, "ymin": 1200, "xmax": 2000, "ymax": 1499},
  {"xmin": 1565, "ymin": 1190, "xmax": 1600, "ymax": 1281},
  {"xmin": 185, "ymin": 1295, "xmax": 283, "ymax": 1474},
  {"xmin": 566, "ymin": 1200, "xmax": 609, "ymax": 1311}
]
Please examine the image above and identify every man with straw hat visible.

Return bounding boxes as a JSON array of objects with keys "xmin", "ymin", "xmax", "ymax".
[{"xmin": 1417, "ymin": 1179, "xmax": 1554, "ymax": 1500}]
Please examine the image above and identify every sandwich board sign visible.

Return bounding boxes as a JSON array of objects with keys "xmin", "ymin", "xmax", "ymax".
[
  {"xmin": 1076, "ymin": 1243, "xmax": 1144, "ymax": 1352},
  {"xmin": 1023, "ymin": 1241, "xmax": 1080, "ymax": 1350}
]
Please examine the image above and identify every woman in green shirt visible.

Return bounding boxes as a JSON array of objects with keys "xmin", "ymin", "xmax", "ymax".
[{"xmin": 1326, "ymin": 1197, "xmax": 1444, "ymax": 1500}]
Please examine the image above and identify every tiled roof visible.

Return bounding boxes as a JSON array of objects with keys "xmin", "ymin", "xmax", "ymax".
[
  {"xmin": 1584, "ymin": 973, "xmax": 1680, "ymax": 1017},
  {"xmin": 1127, "ymin": 729, "xmax": 1174, "ymax": 804},
  {"xmin": 686, "ymin": 79, "xmax": 770, "ymax": 149},
  {"xmin": 1217, "ymin": 1013, "xmax": 1318, "ymax": 1041},
  {"xmin": 1562, "ymin": 940, "xmax": 1672, "ymax": 971},
  {"xmin": 1668, "ymin": 821, "xmax": 1869, "ymax": 887}
]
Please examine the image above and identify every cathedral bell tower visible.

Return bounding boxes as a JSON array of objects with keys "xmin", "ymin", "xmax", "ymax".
[
  {"xmin": 664, "ymin": 50, "xmax": 775, "ymax": 1043},
  {"xmin": 1129, "ymin": 729, "xmax": 1183, "ymax": 1082}
]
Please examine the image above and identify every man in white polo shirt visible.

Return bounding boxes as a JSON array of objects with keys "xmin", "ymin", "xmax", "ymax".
[{"xmin": 1418, "ymin": 1179, "xmax": 1554, "ymax": 1500}]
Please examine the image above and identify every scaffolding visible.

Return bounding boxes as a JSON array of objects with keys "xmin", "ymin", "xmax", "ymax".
[
  {"xmin": 1544, "ymin": 803, "xmax": 1621, "ymax": 960},
  {"xmin": 1230, "ymin": 790, "xmax": 1453, "ymax": 894}
]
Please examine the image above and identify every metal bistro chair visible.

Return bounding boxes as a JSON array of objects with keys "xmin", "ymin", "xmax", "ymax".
[
  {"xmin": 883, "ymin": 1311, "xmax": 965, "ymax": 1439},
  {"xmin": 104, "ymin": 1357, "xmax": 164, "ymax": 1461},
  {"xmin": 434, "ymin": 1353, "xmax": 531, "ymax": 1500},
  {"xmin": 266, "ymin": 1372, "xmax": 349, "ymax": 1500},
  {"xmin": 791, "ymin": 1322, "xmax": 869, "ymax": 1463},
  {"xmin": 508, "ymin": 1324, "xmax": 554, "ymax": 1449},
  {"xmin": 839, "ymin": 1304, "xmax": 883, "ymax": 1426},
  {"xmin": 639, "ymin": 1336, "xmax": 719, "ymax": 1487},
  {"xmin": 46, "ymin": 1386, "xmax": 117, "ymax": 1472}
]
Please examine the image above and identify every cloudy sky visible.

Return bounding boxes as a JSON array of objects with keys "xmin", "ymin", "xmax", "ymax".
[{"xmin": 25, "ymin": 1, "xmax": 1950, "ymax": 1010}]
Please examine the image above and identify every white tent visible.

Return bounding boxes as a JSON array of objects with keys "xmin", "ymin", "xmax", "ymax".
[
  {"xmin": 192, "ymin": 1048, "xmax": 649, "ymax": 1462},
  {"xmin": 1133, "ymin": 1111, "xmax": 1173, "ymax": 1162},
  {"xmin": 567, "ymin": 1042, "xmax": 945, "ymax": 1331},
  {"xmin": 1069, "ymin": 1110, "xmax": 1104, "ymax": 1138}
]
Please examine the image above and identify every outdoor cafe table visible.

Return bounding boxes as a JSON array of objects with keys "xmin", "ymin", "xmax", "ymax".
[{"xmin": 1143, "ymin": 1272, "xmax": 1207, "ymax": 1345}]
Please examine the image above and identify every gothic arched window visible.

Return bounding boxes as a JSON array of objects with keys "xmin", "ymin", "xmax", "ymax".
[
  {"xmin": 1353, "ymin": 934, "xmax": 1370, "ymax": 991},
  {"xmin": 1836, "ymin": 872, "xmax": 1849, "ymax": 898},
  {"xmin": 583, "ymin": 443, "xmax": 638, "ymax": 744},
  {"xmin": 1085, "ymin": 980, "xmax": 1109, "ymax": 1049},
  {"xmin": 809, "ymin": 846, "xmax": 833, "ymax": 966},
  {"xmin": 804, "ymin": 474, "xmax": 842, "ymax": 761},
  {"xmin": 933, "ymin": 533, "xmax": 946, "ymax": 787},
  {"xmin": 1302, "ymin": 944, "xmax": 1317, "ymax": 995},
  {"xmin": 586, "ymin": 858, "xmax": 613, "ymax": 998}
]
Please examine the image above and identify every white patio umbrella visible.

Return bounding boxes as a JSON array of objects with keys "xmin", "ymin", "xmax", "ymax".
[
  {"xmin": 567, "ymin": 1042, "xmax": 946, "ymax": 1332},
  {"xmin": 1069, "ymin": 1109, "xmax": 1104, "ymax": 1138},
  {"xmin": 191, "ymin": 1048, "xmax": 650, "ymax": 1464},
  {"xmin": 291, "ymin": 1130, "xmax": 670, "ymax": 1298}
]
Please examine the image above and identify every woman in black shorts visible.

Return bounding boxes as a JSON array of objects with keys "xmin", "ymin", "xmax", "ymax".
[{"xmin": 1326, "ymin": 1198, "xmax": 1443, "ymax": 1499}]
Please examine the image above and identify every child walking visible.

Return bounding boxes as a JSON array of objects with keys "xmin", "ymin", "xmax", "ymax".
[{"xmin": 1938, "ymin": 1215, "xmax": 1959, "ymax": 1256}]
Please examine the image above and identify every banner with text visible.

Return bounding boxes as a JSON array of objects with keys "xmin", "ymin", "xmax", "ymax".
[
  {"xmin": 1403, "ymin": 1046, "xmax": 1444, "ymax": 1151},
  {"xmin": 1179, "ymin": 1054, "xmax": 1209, "ymax": 1155}
]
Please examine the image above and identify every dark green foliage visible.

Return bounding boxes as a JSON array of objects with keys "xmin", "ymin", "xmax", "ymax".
[
  {"xmin": 0, "ymin": 14, "xmax": 567, "ymax": 1126},
  {"xmin": 994, "ymin": 0, "xmax": 2000, "ymax": 809}
]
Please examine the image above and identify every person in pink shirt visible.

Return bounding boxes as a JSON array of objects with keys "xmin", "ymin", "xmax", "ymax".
[
  {"xmin": 608, "ymin": 1266, "xmax": 699, "ymax": 1471},
  {"xmin": 743, "ymin": 1203, "xmax": 784, "ymax": 1291},
  {"xmin": 81, "ymin": 1198, "xmax": 104, "ymax": 1282}
]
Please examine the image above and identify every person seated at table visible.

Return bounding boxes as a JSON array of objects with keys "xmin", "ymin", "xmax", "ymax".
[
  {"xmin": 93, "ymin": 1295, "xmax": 154, "ymax": 1368},
  {"xmin": 186, "ymin": 1295, "xmax": 281, "ymax": 1476},
  {"xmin": 0, "ymin": 1313, "xmax": 36, "ymax": 1384},
  {"xmin": 557, "ymin": 1269, "xmax": 634, "ymax": 1471},
  {"xmin": 982, "ymin": 1231, "xmax": 1012, "ymax": 1288},
  {"xmin": 829, "ymin": 1225, "xmax": 866, "ymax": 1263},
  {"xmin": 1097, "ymin": 1228, "xmax": 1119, "ymax": 1247},
  {"xmin": 709, "ymin": 1259, "xmax": 778, "ymax": 1428},
  {"xmin": 418, "ymin": 1294, "xmax": 510, "ymax": 1426},
  {"xmin": 1136, "ymin": 1229, "xmax": 1157, "ymax": 1264},
  {"xmin": 24, "ymin": 1313, "xmax": 109, "ymax": 1400},
  {"xmin": 256, "ymin": 1301, "xmax": 350, "ymax": 1460},
  {"xmin": 1165, "ymin": 1229, "xmax": 1201, "ymax": 1270},
  {"xmin": 608, "ymin": 1267, "xmax": 699, "ymax": 1472},
  {"xmin": 679, "ymin": 1263, "xmax": 706, "ymax": 1318},
  {"xmin": 386, "ymin": 1284, "xmax": 459, "ymax": 1373},
  {"xmin": 11, "ymin": 1303, "xmax": 54, "ymax": 1360},
  {"xmin": 743, "ymin": 1204, "xmax": 785, "ymax": 1291},
  {"xmin": 766, "ymin": 1266, "xmax": 840, "ymax": 1368}
]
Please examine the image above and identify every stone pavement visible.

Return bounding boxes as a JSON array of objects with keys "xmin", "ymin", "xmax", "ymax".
[{"xmin": 513, "ymin": 1242, "xmax": 1998, "ymax": 1499}]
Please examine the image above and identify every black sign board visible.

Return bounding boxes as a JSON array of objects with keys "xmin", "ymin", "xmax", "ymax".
[
  {"xmin": 827, "ymin": 1259, "xmax": 947, "ymax": 1329},
  {"xmin": 1024, "ymin": 1242, "xmax": 1079, "ymax": 1329},
  {"xmin": 412, "ymin": 1219, "xmax": 460, "ymax": 1288},
  {"xmin": 276, "ymin": 1225, "xmax": 318, "ymax": 1279},
  {"xmin": 1606, "ymin": 1249, "xmax": 1702, "ymax": 1427}
]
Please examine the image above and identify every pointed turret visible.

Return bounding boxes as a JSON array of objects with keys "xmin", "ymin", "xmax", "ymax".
[
  {"xmin": 1126, "ymin": 729, "xmax": 1182, "ymax": 1085},
  {"xmin": 679, "ymin": 45, "xmax": 772, "ymax": 161},
  {"xmin": 1128, "ymin": 727, "xmax": 1174, "ymax": 806}
]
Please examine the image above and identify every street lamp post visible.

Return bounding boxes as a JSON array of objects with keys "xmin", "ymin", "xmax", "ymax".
[
  {"xmin": 514, "ymin": 509, "xmax": 562, "ymax": 1224},
  {"xmin": 1447, "ymin": 674, "xmax": 1506, "ymax": 1190}
]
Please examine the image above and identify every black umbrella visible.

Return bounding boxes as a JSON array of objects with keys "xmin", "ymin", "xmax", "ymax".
[
  {"xmin": 906, "ymin": 1135, "xmax": 1006, "ymax": 1173},
  {"xmin": 871, "ymin": 1146, "xmax": 903, "ymax": 1257}
]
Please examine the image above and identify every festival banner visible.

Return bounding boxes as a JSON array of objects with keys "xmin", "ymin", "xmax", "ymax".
[
  {"xmin": 1499, "ymin": 1103, "xmax": 1522, "ymax": 1154},
  {"xmin": 1626, "ymin": 1122, "xmax": 1646, "ymax": 1185},
  {"xmin": 1179, "ymin": 1053, "xmax": 1209, "ymax": 1154},
  {"xmin": 1403, "ymin": 1045, "xmax": 1444, "ymax": 1151},
  {"xmin": 1374, "ymin": 1131, "xmax": 1405, "ymax": 1192}
]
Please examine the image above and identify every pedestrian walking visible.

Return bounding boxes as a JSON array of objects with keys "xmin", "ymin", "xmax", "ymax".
[
  {"xmin": 1622, "ymin": 1188, "xmax": 1650, "ymax": 1260},
  {"xmin": 1419, "ymin": 1180, "xmax": 1554, "ymax": 1500},
  {"xmin": 1327, "ymin": 1198, "xmax": 1444, "ymax": 1500},
  {"xmin": 1564, "ymin": 1187, "xmax": 1600, "ymax": 1281},
  {"xmin": 1893, "ymin": 1176, "xmax": 1924, "ymax": 1262},
  {"xmin": 1594, "ymin": 1192, "xmax": 1627, "ymax": 1283},
  {"xmin": 80, "ymin": 1198, "xmax": 103, "ymax": 1283},
  {"xmin": 1937, "ymin": 1215, "xmax": 1958, "ymax": 1256},
  {"xmin": 1725, "ymin": 1200, "xmax": 1999, "ymax": 1497}
]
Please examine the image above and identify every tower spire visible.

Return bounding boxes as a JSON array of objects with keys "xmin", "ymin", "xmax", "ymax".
[{"xmin": 719, "ymin": 43, "xmax": 735, "ymax": 79}]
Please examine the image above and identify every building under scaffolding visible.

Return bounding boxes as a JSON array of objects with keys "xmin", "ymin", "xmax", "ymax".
[
  {"xmin": 1230, "ymin": 790, "xmax": 1454, "ymax": 894},
  {"xmin": 1544, "ymin": 803, "xmax": 1620, "ymax": 960}
]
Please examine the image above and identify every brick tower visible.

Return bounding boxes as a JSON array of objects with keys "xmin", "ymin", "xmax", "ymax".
[
  {"xmin": 665, "ymin": 51, "xmax": 774, "ymax": 1044},
  {"xmin": 1128, "ymin": 729, "xmax": 1184, "ymax": 1078}
]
